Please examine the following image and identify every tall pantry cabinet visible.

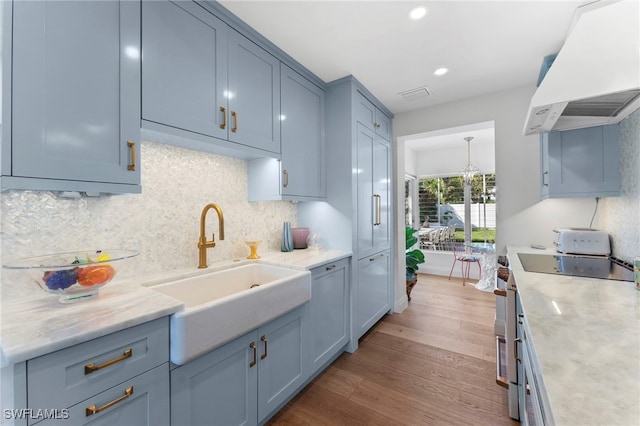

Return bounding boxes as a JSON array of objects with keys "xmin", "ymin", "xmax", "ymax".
[{"xmin": 298, "ymin": 76, "xmax": 393, "ymax": 350}]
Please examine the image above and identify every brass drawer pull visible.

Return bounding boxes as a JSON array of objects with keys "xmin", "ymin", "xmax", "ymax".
[
  {"xmin": 85, "ymin": 386, "xmax": 133, "ymax": 417},
  {"xmin": 220, "ymin": 106, "xmax": 227, "ymax": 130},
  {"xmin": 283, "ymin": 170, "xmax": 289, "ymax": 188},
  {"xmin": 326, "ymin": 264, "xmax": 336, "ymax": 271},
  {"xmin": 231, "ymin": 111, "xmax": 238, "ymax": 133},
  {"xmin": 127, "ymin": 141, "xmax": 136, "ymax": 171},
  {"xmin": 260, "ymin": 335, "xmax": 268, "ymax": 360},
  {"xmin": 249, "ymin": 342, "xmax": 257, "ymax": 368},
  {"xmin": 84, "ymin": 348, "xmax": 132, "ymax": 375}
]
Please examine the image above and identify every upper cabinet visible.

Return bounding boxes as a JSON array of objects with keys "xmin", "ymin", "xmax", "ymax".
[
  {"xmin": 142, "ymin": 0, "xmax": 280, "ymax": 156},
  {"xmin": 248, "ymin": 65, "xmax": 326, "ymax": 201},
  {"xmin": 2, "ymin": 0, "xmax": 141, "ymax": 194},
  {"xmin": 355, "ymin": 92, "xmax": 391, "ymax": 141},
  {"xmin": 540, "ymin": 124, "xmax": 620, "ymax": 199}
]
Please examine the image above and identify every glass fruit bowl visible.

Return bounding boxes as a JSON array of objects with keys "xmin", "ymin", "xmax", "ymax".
[{"xmin": 3, "ymin": 249, "xmax": 139, "ymax": 303}]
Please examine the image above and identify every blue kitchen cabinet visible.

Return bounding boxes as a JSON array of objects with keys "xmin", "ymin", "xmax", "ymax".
[
  {"xmin": 3, "ymin": 0, "xmax": 141, "ymax": 193},
  {"xmin": 540, "ymin": 124, "xmax": 620, "ymax": 198},
  {"xmin": 308, "ymin": 258, "xmax": 350, "ymax": 374},
  {"xmin": 356, "ymin": 122, "xmax": 391, "ymax": 258},
  {"xmin": 355, "ymin": 91, "xmax": 392, "ymax": 141},
  {"xmin": 170, "ymin": 305, "xmax": 308, "ymax": 426},
  {"xmin": 26, "ymin": 318, "xmax": 170, "ymax": 426},
  {"xmin": 142, "ymin": 0, "xmax": 228, "ymax": 142},
  {"xmin": 355, "ymin": 250, "xmax": 391, "ymax": 339},
  {"xmin": 248, "ymin": 65, "xmax": 326, "ymax": 201},
  {"xmin": 141, "ymin": 0, "xmax": 280, "ymax": 156},
  {"xmin": 227, "ymin": 29, "xmax": 281, "ymax": 154}
]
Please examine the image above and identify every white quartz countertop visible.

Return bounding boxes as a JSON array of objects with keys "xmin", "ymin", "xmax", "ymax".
[
  {"xmin": 507, "ymin": 246, "xmax": 640, "ymax": 426},
  {"xmin": 0, "ymin": 249, "xmax": 351, "ymax": 367}
]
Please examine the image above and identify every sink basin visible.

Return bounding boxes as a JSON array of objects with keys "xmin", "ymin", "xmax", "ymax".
[{"xmin": 151, "ymin": 263, "xmax": 311, "ymax": 365}]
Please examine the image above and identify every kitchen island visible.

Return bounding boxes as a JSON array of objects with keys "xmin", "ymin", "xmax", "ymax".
[{"xmin": 508, "ymin": 246, "xmax": 639, "ymax": 426}]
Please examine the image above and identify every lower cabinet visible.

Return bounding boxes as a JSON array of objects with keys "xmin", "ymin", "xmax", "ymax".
[
  {"xmin": 516, "ymin": 295, "xmax": 552, "ymax": 426},
  {"xmin": 37, "ymin": 365, "xmax": 170, "ymax": 426},
  {"xmin": 355, "ymin": 250, "xmax": 391, "ymax": 339},
  {"xmin": 25, "ymin": 318, "xmax": 170, "ymax": 426},
  {"xmin": 170, "ymin": 305, "xmax": 308, "ymax": 426},
  {"xmin": 309, "ymin": 258, "xmax": 350, "ymax": 372}
]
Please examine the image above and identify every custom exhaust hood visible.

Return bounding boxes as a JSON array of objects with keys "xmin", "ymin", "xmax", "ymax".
[{"xmin": 523, "ymin": 0, "xmax": 640, "ymax": 135}]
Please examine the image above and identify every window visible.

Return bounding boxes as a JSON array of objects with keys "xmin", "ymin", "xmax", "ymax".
[{"xmin": 417, "ymin": 174, "xmax": 496, "ymax": 244}]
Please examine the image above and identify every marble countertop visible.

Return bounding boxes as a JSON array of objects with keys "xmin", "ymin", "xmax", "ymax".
[
  {"xmin": 507, "ymin": 246, "xmax": 639, "ymax": 426},
  {"xmin": 0, "ymin": 249, "xmax": 351, "ymax": 367}
]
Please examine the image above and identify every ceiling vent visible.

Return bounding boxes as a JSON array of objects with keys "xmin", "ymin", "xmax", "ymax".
[{"xmin": 398, "ymin": 86, "xmax": 431, "ymax": 102}]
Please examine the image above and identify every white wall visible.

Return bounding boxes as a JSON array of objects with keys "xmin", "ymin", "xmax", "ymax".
[
  {"xmin": 1, "ymin": 141, "xmax": 297, "ymax": 298},
  {"xmin": 414, "ymin": 138, "xmax": 495, "ymax": 177}
]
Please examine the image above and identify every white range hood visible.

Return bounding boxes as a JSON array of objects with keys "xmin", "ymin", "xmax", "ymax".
[{"xmin": 523, "ymin": 0, "xmax": 640, "ymax": 135}]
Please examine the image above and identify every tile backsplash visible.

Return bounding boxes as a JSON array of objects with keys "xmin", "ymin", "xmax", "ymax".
[
  {"xmin": 1, "ymin": 141, "xmax": 297, "ymax": 295},
  {"xmin": 597, "ymin": 108, "xmax": 640, "ymax": 261}
]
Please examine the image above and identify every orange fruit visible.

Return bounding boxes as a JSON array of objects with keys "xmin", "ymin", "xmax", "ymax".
[{"xmin": 77, "ymin": 265, "xmax": 116, "ymax": 286}]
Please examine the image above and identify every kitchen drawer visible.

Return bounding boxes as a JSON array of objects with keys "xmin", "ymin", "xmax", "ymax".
[
  {"xmin": 27, "ymin": 318, "xmax": 169, "ymax": 414},
  {"xmin": 36, "ymin": 364, "xmax": 170, "ymax": 426}
]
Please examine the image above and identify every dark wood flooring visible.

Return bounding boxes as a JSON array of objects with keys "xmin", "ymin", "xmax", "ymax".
[{"xmin": 267, "ymin": 273, "xmax": 519, "ymax": 425}]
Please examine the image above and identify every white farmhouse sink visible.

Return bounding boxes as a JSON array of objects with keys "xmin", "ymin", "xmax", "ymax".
[{"xmin": 151, "ymin": 263, "xmax": 311, "ymax": 365}]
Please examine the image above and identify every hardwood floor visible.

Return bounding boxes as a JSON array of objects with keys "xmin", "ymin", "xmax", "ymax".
[{"xmin": 267, "ymin": 274, "xmax": 519, "ymax": 426}]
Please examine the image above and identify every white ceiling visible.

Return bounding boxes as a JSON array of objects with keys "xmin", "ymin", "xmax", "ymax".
[{"xmin": 219, "ymin": 0, "xmax": 591, "ymax": 116}]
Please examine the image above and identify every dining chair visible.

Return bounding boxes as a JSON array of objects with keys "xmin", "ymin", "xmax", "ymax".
[{"xmin": 448, "ymin": 244, "xmax": 481, "ymax": 286}]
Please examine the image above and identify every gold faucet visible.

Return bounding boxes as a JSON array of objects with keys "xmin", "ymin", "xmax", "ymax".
[{"xmin": 198, "ymin": 203, "xmax": 225, "ymax": 268}]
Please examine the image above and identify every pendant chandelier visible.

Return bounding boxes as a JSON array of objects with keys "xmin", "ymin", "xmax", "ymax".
[{"xmin": 460, "ymin": 136, "xmax": 480, "ymax": 184}]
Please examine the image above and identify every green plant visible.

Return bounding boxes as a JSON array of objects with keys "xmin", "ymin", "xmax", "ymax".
[{"xmin": 405, "ymin": 227, "xmax": 425, "ymax": 279}]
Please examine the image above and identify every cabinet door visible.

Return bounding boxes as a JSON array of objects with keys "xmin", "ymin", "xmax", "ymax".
[
  {"xmin": 280, "ymin": 65, "xmax": 326, "ymax": 198},
  {"xmin": 356, "ymin": 123, "xmax": 376, "ymax": 256},
  {"xmin": 309, "ymin": 259, "xmax": 349, "ymax": 373},
  {"xmin": 227, "ymin": 29, "xmax": 280, "ymax": 154},
  {"xmin": 374, "ymin": 110, "xmax": 392, "ymax": 141},
  {"xmin": 355, "ymin": 91, "xmax": 391, "ymax": 140},
  {"xmin": 257, "ymin": 306, "xmax": 307, "ymax": 422},
  {"xmin": 357, "ymin": 124, "xmax": 391, "ymax": 257},
  {"xmin": 355, "ymin": 92, "xmax": 376, "ymax": 131},
  {"xmin": 372, "ymin": 138, "xmax": 391, "ymax": 252},
  {"xmin": 540, "ymin": 133, "xmax": 550, "ymax": 198},
  {"xmin": 171, "ymin": 332, "xmax": 258, "ymax": 426},
  {"xmin": 356, "ymin": 251, "xmax": 390, "ymax": 339},
  {"xmin": 38, "ymin": 364, "xmax": 170, "ymax": 426},
  {"xmin": 544, "ymin": 124, "xmax": 620, "ymax": 198},
  {"xmin": 142, "ymin": 0, "xmax": 228, "ymax": 140},
  {"xmin": 12, "ymin": 0, "xmax": 140, "ymax": 186}
]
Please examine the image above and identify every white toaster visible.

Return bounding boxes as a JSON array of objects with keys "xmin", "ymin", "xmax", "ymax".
[{"xmin": 554, "ymin": 228, "xmax": 611, "ymax": 256}]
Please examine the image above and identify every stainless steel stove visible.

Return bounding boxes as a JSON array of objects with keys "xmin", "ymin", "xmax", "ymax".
[{"xmin": 517, "ymin": 253, "xmax": 634, "ymax": 282}]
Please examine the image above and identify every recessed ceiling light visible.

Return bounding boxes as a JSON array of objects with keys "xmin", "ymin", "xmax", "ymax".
[
  {"xmin": 434, "ymin": 68, "xmax": 449, "ymax": 76},
  {"xmin": 409, "ymin": 6, "xmax": 427, "ymax": 20}
]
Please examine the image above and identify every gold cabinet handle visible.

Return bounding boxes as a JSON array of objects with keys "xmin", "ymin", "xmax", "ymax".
[
  {"xmin": 376, "ymin": 194, "xmax": 382, "ymax": 225},
  {"xmin": 231, "ymin": 111, "xmax": 238, "ymax": 133},
  {"xmin": 542, "ymin": 171, "xmax": 549, "ymax": 186},
  {"xmin": 127, "ymin": 141, "xmax": 136, "ymax": 171},
  {"xmin": 514, "ymin": 338, "xmax": 522, "ymax": 363},
  {"xmin": 260, "ymin": 335, "xmax": 268, "ymax": 360},
  {"xmin": 220, "ymin": 106, "xmax": 227, "ymax": 130},
  {"xmin": 86, "ymin": 386, "xmax": 133, "ymax": 417},
  {"xmin": 325, "ymin": 264, "xmax": 336, "ymax": 271},
  {"xmin": 283, "ymin": 170, "xmax": 289, "ymax": 188},
  {"xmin": 85, "ymin": 348, "xmax": 132, "ymax": 375},
  {"xmin": 249, "ymin": 342, "xmax": 257, "ymax": 368}
]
